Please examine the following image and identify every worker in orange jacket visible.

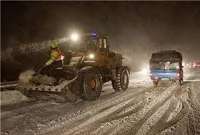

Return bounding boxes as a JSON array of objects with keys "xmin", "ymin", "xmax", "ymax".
[{"xmin": 45, "ymin": 40, "xmax": 65, "ymax": 68}]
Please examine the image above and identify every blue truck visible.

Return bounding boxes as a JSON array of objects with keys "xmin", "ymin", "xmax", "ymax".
[{"xmin": 149, "ymin": 50, "xmax": 183, "ymax": 86}]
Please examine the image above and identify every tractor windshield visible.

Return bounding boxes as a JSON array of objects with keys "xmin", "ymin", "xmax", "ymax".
[
  {"xmin": 67, "ymin": 35, "xmax": 98, "ymax": 52},
  {"xmin": 69, "ymin": 56, "xmax": 83, "ymax": 66}
]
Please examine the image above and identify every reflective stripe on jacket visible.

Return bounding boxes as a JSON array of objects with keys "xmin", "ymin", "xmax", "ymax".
[{"xmin": 46, "ymin": 49, "xmax": 65, "ymax": 65}]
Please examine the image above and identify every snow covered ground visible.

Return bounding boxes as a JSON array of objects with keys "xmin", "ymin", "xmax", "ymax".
[
  {"xmin": 1, "ymin": 70, "xmax": 200, "ymax": 135},
  {"xmin": 0, "ymin": 90, "xmax": 28, "ymax": 106}
]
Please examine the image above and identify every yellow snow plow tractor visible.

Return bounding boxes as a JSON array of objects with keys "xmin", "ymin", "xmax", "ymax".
[{"xmin": 18, "ymin": 33, "xmax": 130, "ymax": 101}]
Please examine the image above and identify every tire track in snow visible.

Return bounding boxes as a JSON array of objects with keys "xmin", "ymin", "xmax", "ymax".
[
  {"xmin": 90, "ymin": 101, "xmax": 144, "ymax": 135},
  {"xmin": 2, "ymin": 85, "xmax": 151, "ymax": 135},
  {"xmin": 148, "ymin": 99, "xmax": 187, "ymax": 135},
  {"xmin": 109, "ymin": 84, "xmax": 178, "ymax": 135},
  {"xmin": 43, "ymin": 88, "xmax": 148, "ymax": 135},
  {"xmin": 87, "ymin": 87, "xmax": 167, "ymax": 135},
  {"xmin": 151, "ymin": 102, "xmax": 188, "ymax": 135},
  {"xmin": 185, "ymin": 82, "xmax": 200, "ymax": 135},
  {"xmin": 71, "ymin": 98, "xmax": 145, "ymax": 135},
  {"xmin": 147, "ymin": 82, "xmax": 191, "ymax": 135},
  {"xmin": 68, "ymin": 85, "xmax": 175, "ymax": 135},
  {"xmin": 65, "ymin": 96, "xmax": 143, "ymax": 135},
  {"xmin": 1, "ymin": 101, "xmax": 56, "ymax": 120},
  {"xmin": 135, "ymin": 97, "xmax": 171, "ymax": 135},
  {"xmin": 1, "ymin": 81, "xmax": 179, "ymax": 135},
  {"xmin": 42, "ymin": 85, "xmax": 162, "ymax": 134}
]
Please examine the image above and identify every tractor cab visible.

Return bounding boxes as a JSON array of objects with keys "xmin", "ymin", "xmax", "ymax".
[
  {"xmin": 96, "ymin": 36, "xmax": 109, "ymax": 55},
  {"xmin": 84, "ymin": 34, "xmax": 109, "ymax": 55}
]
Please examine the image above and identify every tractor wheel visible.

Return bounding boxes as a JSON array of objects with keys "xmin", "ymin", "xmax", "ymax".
[
  {"xmin": 112, "ymin": 67, "xmax": 129, "ymax": 92},
  {"xmin": 82, "ymin": 69, "xmax": 102, "ymax": 100}
]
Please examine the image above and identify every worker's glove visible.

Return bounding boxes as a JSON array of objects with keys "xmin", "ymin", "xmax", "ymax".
[
  {"xmin": 45, "ymin": 59, "xmax": 53, "ymax": 66},
  {"xmin": 45, "ymin": 62, "xmax": 50, "ymax": 66}
]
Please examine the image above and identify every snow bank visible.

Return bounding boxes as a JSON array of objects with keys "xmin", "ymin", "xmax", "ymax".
[
  {"xmin": 19, "ymin": 70, "xmax": 35, "ymax": 83},
  {"xmin": 1, "ymin": 90, "xmax": 28, "ymax": 106}
]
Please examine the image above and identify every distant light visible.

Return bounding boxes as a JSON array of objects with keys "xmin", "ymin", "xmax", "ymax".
[
  {"xmin": 141, "ymin": 67, "xmax": 149, "ymax": 74},
  {"xmin": 182, "ymin": 62, "xmax": 185, "ymax": 67},
  {"xmin": 192, "ymin": 63, "xmax": 196, "ymax": 68},
  {"xmin": 140, "ymin": 65, "xmax": 149, "ymax": 76},
  {"xmin": 91, "ymin": 32, "xmax": 97, "ymax": 36},
  {"xmin": 70, "ymin": 32, "xmax": 80, "ymax": 42}
]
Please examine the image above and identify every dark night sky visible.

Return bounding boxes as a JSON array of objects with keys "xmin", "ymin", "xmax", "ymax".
[{"xmin": 1, "ymin": 1, "xmax": 200, "ymax": 80}]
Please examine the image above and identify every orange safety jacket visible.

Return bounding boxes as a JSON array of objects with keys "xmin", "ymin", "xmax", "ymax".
[{"xmin": 46, "ymin": 48, "xmax": 65, "ymax": 66}]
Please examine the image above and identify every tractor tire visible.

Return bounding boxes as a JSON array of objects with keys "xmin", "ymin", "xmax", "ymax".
[
  {"xmin": 82, "ymin": 68, "xmax": 102, "ymax": 100},
  {"xmin": 112, "ymin": 66, "xmax": 129, "ymax": 92}
]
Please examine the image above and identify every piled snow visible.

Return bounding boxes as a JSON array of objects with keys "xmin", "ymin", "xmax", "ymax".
[
  {"xmin": 1, "ymin": 90, "xmax": 28, "ymax": 106},
  {"xmin": 18, "ymin": 70, "xmax": 35, "ymax": 83}
]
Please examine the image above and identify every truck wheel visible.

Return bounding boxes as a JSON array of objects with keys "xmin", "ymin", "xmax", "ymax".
[
  {"xmin": 112, "ymin": 67, "xmax": 129, "ymax": 91},
  {"xmin": 153, "ymin": 80, "xmax": 159, "ymax": 87},
  {"xmin": 177, "ymin": 78, "xmax": 183, "ymax": 86},
  {"xmin": 82, "ymin": 69, "xmax": 102, "ymax": 100},
  {"xmin": 179, "ymin": 71, "xmax": 184, "ymax": 86}
]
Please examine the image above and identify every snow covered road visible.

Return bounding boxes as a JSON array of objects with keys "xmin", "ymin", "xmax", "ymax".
[{"xmin": 1, "ymin": 71, "xmax": 200, "ymax": 135}]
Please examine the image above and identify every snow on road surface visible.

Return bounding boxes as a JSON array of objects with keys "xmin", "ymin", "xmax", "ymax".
[
  {"xmin": 1, "ymin": 71, "xmax": 200, "ymax": 135},
  {"xmin": 0, "ymin": 90, "xmax": 28, "ymax": 106}
]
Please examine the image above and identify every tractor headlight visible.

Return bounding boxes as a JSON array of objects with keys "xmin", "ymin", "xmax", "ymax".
[
  {"xmin": 70, "ymin": 32, "xmax": 80, "ymax": 42},
  {"xmin": 88, "ymin": 53, "xmax": 95, "ymax": 59}
]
